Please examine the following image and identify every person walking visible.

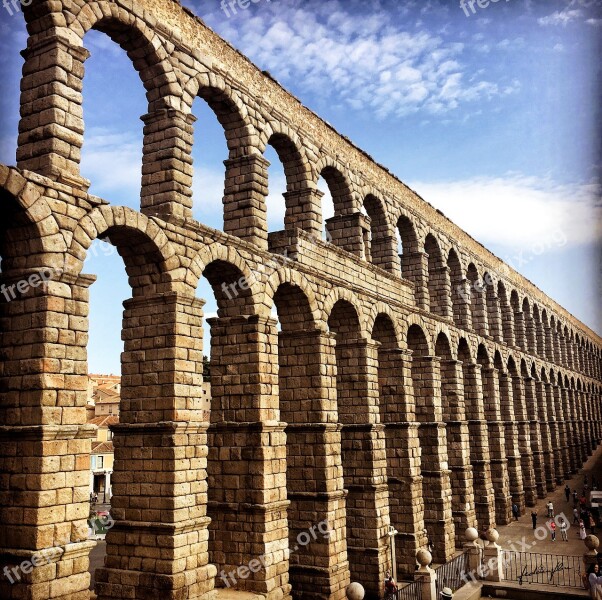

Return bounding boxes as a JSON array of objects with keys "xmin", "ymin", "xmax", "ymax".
[
  {"xmin": 512, "ymin": 503, "xmax": 519, "ymax": 521},
  {"xmin": 580, "ymin": 520, "xmax": 588, "ymax": 540},
  {"xmin": 575, "ymin": 507, "xmax": 581, "ymax": 524},
  {"xmin": 559, "ymin": 518, "xmax": 568, "ymax": 541},
  {"xmin": 574, "ymin": 490, "xmax": 579, "ymax": 507},
  {"xmin": 547, "ymin": 500, "xmax": 554, "ymax": 518},
  {"xmin": 531, "ymin": 510, "xmax": 537, "ymax": 529},
  {"xmin": 590, "ymin": 513, "xmax": 597, "ymax": 535},
  {"xmin": 565, "ymin": 484, "xmax": 571, "ymax": 502},
  {"xmin": 549, "ymin": 519, "xmax": 556, "ymax": 541}
]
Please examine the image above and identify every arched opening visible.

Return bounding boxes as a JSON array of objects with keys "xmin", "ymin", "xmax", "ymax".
[
  {"xmin": 522, "ymin": 299, "xmax": 536, "ymax": 355},
  {"xmin": 273, "ymin": 282, "xmax": 346, "ymax": 597},
  {"xmin": 467, "ymin": 264, "xmax": 488, "ymax": 337},
  {"xmin": 436, "ymin": 333, "xmax": 475, "ymax": 536},
  {"xmin": 508, "ymin": 356, "xmax": 536, "ymax": 506},
  {"xmin": 328, "ymin": 300, "xmax": 390, "ymax": 593},
  {"xmin": 80, "ymin": 29, "xmax": 148, "ymax": 204},
  {"xmin": 497, "ymin": 282, "xmax": 514, "ymax": 347},
  {"xmin": 364, "ymin": 195, "xmax": 397, "ymax": 271},
  {"xmin": 425, "ymin": 235, "xmax": 451, "ymax": 318},
  {"xmin": 510, "ymin": 291, "xmax": 524, "ymax": 350},
  {"xmin": 484, "ymin": 273, "xmax": 501, "ymax": 342},
  {"xmin": 397, "ymin": 214, "xmax": 420, "ymax": 283},
  {"xmin": 372, "ymin": 314, "xmax": 423, "ymax": 575},
  {"xmin": 407, "ymin": 324, "xmax": 454, "ymax": 561},
  {"xmin": 478, "ymin": 346, "xmax": 511, "ymax": 524},
  {"xmin": 448, "ymin": 249, "xmax": 470, "ymax": 330},
  {"xmin": 320, "ymin": 167, "xmax": 356, "ymax": 253}
]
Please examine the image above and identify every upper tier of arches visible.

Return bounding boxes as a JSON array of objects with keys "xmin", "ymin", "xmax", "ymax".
[{"xmin": 12, "ymin": 0, "xmax": 602, "ymax": 379}]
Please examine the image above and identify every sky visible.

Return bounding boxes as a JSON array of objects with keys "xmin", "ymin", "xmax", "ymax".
[{"xmin": 0, "ymin": 0, "xmax": 600, "ymax": 373}]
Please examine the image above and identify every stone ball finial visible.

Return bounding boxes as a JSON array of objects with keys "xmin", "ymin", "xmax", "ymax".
[
  {"xmin": 486, "ymin": 528, "xmax": 500, "ymax": 544},
  {"xmin": 465, "ymin": 527, "xmax": 479, "ymax": 542},
  {"xmin": 585, "ymin": 535, "xmax": 600, "ymax": 551},
  {"xmin": 346, "ymin": 582, "xmax": 365, "ymax": 600},
  {"xmin": 416, "ymin": 548, "xmax": 432, "ymax": 567}
]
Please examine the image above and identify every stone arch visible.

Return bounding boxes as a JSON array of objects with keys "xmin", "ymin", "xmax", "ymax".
[
  {"xmin": 263, "ymin": 267, "xmax": 321, "ymax": 327},
  {"xmin": 66, "ymin": 205, "xmax": 180, "ymax": 295},
  {"xmin": 322, "ymin": 287, "xmax": 366, "ymax": 336},
  {"xmin": 188, "ymin": 243, "xmax": 261, "ymax": 316},
  {"xmin": 448, "ymin": 248, "xmax": 470, "ymax": 330},
  {"xmin": 364, "ymin": 193, "xmax": 398, "ymax": 271},
  {"xmin": 483, "ymin": 272, "xmax": 501, "ymax": 342},
  {"xmin": 314, "ymin": 156, "xmax": 357, "ymax": 215},
  {"xmin": 425, "ymin": 233, "xmax": 451, "ymax": 318},
  {"xmin": 0, "ymin": 170, "xmax": 62, "ymax": 271},
  {"xmin": 17, "ymin": 3, "xmax": 182, "ymax": 188},
  {"xmin": 467, "ymin": 263, "xmax": 488, "ymax": 336},
  {"xmin": 367, "ymin": 303, "xmax": 402, "ymax": 345},
  {"xmin": 185, "ymin": 72, "xmax": 256, "ymax": 157}
]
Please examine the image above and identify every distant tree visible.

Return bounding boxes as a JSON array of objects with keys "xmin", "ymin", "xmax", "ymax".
[{"xmin": 202, "ymin": 355, "xmax": 211, "ymax": 381}]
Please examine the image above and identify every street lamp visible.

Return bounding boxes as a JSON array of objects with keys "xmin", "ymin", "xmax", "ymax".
[{"xmin": 387, "ymin": 525, "xmax": 399, "ymax": 582}]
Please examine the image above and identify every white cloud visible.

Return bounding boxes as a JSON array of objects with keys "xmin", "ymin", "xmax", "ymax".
[
  {"xmin": 586, "ymin": 17, "xmax": 602, "ymax": 25},
  {"xmin": 408, "ymin": 175, "xmax": 602, "ymax": 249},
  {"xmin": 538, "ymin": 9, "xmax": 583, "ymax": 26},
  {"xmin": 205, "ymin": 0, "xmax": 517, "ymax": 120}
]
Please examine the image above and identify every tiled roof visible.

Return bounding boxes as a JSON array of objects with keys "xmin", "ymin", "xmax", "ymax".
[{"xmin": 87, "ymin": 415, "xmax": 119, "ymax": 428}]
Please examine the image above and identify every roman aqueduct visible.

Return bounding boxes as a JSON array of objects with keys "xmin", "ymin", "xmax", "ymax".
[{"xmin": 0, "ymin": 1, "xmax": 601, "ymax": 599}]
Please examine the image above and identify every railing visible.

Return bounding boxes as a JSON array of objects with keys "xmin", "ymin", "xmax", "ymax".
[
  {"xmin": 502, "ymin": 551, "xmax": 583, "ymax": 588},
  {"xmin": 393, "ymin": 579, "xmax": 423, "ymax": 600},
  {"xmin": 435, "ymin": 551, "xmax": 468, "ymax": 596}
]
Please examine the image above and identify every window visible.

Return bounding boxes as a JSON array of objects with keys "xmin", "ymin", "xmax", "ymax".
[{"xmin": 91, "ymin": 455, "xmax": 97, "ymax": 470}]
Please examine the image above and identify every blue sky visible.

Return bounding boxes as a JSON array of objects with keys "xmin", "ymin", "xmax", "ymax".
[{"xmin": 0, "ymin": 0, "xmax": 600, "ymax": 373}]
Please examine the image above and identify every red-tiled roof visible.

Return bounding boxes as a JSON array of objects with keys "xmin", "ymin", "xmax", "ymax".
[{"xmin": 87, "ymin": 415, "xmax": 119, "ymax": 428}]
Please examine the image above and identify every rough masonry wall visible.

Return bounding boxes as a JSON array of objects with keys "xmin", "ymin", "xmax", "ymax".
[{"xmin": 1, "ymin": 1, "xmax": 601, "ymax": 600}]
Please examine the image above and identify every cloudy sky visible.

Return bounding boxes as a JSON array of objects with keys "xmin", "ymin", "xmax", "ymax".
[{"xmin": 0, "ymin": 0, "xmax": 600, "ymax": 373}]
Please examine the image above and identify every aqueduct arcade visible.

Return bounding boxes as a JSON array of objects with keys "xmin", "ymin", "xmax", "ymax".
[{"xmin": 0, "ymin": 1, "xmax": 601, "ymax": 599}]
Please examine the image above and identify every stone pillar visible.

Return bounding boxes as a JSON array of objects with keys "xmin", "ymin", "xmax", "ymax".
[
  {"xmin": 498, "ymin": 372, "xmax": 525, "ymax": 513},
  {"xmin": 0, "ymin": 269, "xmax": 97, "ymax": 600},
  {"xmin": 524, "ymin": 313, "xmax": 537, "ymax": 355},
  {"xmin": 482, "ymin": 529, "xmax": 504, "ymax": 582},
  {"xmin": 510, "ymin": 375, "xmax": 536, "ymax": 506},
  {"xmin": 95, "ymin": 293, "xmax": 215, "ymax": 600},
  {"xmin": 17, "ymin": 35, "xmax": 90, "ymax": 189},
  {"xmin": 584, "ymin": 391, "xmax": 594, "ymax": 455},
  {"xmin": 278, "ymin": 329, "xmax": 350, "ymax": 599},
  {"xmin": 282, "ymin": 188, "xmax": 323, "ymax": 238},
  {"xmin": 577, "ymin": 389, "xmax": 590, "ymax": 459},
  {"xmin": 559, "ymin": 334, "xmax": 568, "ymax": 367},
  {"xmin": 414, "ymin": 550, "xmax": 437, "ymax": 600},
  {"xmin": 544, "ymin": 327, "xmax": 555, "ymax": 364},
  {"xmin": 413, "ymin": 356, "xmax": 455, "ymax": 562},
  {"xmin": 370, "ymin": 234, "xmax": 402, "ymax": 274},
  {"xmin": 481, "ymin": 367, "xmax": 512, "ymax": 525},
  {"xmin": 563, "ymin": 386, "xmax": 578, "ymax": 474},
  {"xmin": 223, "ymin": 155, "xmax": 270, "ymax": 249},
  {"xmin": 499, "ymin": 298, "xmax": 516, "ymax": 348},
  {"xmin": 207, "ymin": 315, "xmax": 289, "ymax": 599},
  {"xmin": 325, "ymin": 212, "xmax": 371, "ymax": 259},
  {"xmin": 379, "ymin": 349, "xmax": 426, "ymax": 577},
  {"xmin": 523, "ymin": 377, "xmax": 546, "ymax": 499},
  {"xmin": 552, "ymin": 384, "xmax": 571, "ymax": 478},
  {"xmin": 335, "ymin": 338, "xmax": 391, "ymax": 596},
  {"xmin": 439, "ymin": 359, "xmax": 477, "ymax": 539},
  {"xmin": 429, "ymin": 265, "xmax": 453, "ymax": 319},
  {"xmin": 140, "ymin": 108, "xmax": 196, "ymax": 221},
  {"xmin": 514, "ymin": 312, "xmax": 527, "ymax": 351},
  {"xmin": 470, "ymin": 282, "xmax": 489, "ymax": 337},
  {"xmin": 461, "ymin": 362, "xmax": 495, "ymax": 530},
  {"xmin": 401, "ymin": 250, "xmax": 429, "ymax": 311},
  {"xmin": 487, "ymin": 293, "xmax": 503, "ymax": 343},
  {"xmin": 540, "ymin": 382, "xmax": 558, "ymax": 489}
]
